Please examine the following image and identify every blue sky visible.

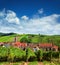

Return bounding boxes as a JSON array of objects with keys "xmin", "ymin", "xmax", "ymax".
[{"xmin": 0, "ymin": 0, "xmax": 60, "ymax": 35}]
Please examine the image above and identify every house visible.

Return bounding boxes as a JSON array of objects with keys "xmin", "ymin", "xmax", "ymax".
[
  {"xmin": 38, "ymin": 43, "xmax": 58, "ymax": 51},
  {"xmin": 27, "ymin": 43, "xmax": 40, "ymax": 51},
  {"xmin": 13, "ymin": 42, "xmax": 27, "ymax": 49}
]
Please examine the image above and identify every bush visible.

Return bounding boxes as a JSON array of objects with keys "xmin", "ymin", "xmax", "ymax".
[
  {"xmin": 52, "ymin": 51, "xmax": 59, "ymax": 58},
  {"xmin": 43, "ymin": 51, "xmax": 52, "ymax": 61}
]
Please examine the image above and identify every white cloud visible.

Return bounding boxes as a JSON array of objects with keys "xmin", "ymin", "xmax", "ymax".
[
  {"xmin": 21, "ymin": 14, "xmax": 60, "ymax": 35},
  {"xmin": 38, "ymin": 8, "xmax": 44, "ymax": 14},
  {"xmin": 0, "ymin": 9, "xmax": 60, "ymax": 35},
  {"xmin": 21, "ymin": 15, "xmax": 29, "ymax": 20},
  {"xmin": 5, "ymin": 10, "xmax": 20, "ymax": 24},
  {"xmin": 0, "ymin": 9, "xmax": 20, "ymax": 24},
  {"xmin": 0, "ymin": 8, "xmax": 6, "ymax": 17}
]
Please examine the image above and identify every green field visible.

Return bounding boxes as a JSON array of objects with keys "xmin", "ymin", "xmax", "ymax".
[{"xmin": 0, "ymin": 35, "xmax": 14, "ymax": 42}]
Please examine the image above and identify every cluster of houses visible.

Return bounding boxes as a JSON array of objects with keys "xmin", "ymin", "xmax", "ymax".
[{"xmin": 0, "ymin": 36, "xmax": 59, "ymax": 52}]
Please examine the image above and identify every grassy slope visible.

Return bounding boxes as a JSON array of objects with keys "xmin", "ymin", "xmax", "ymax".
[
  {"xmin": 0, "ymin": 34, "xmax": 29, "ymax": 42},
  {"xmin": 0, "ymin": 34, "xmax": 20, "ymax": 42},
  {"xmin": 0, "ymin": 34, "xmax": 60, "ymax": 47},
  {"xmin": 0, "ymin": 35, "xmax": 14, "ymax": 42}
]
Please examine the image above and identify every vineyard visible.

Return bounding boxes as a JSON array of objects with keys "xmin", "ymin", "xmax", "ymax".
[{"xmin": 0, "ymin": 46, "xmax": 60, "ymax": 65}]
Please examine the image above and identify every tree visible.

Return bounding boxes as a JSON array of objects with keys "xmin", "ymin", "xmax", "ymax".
[{"xmin": 20, "ymin": 35, "xmax": 31, "ymax": 43}]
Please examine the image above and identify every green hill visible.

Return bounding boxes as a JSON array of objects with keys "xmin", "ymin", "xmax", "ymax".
[
  {"xmin": 0, "ymin": 33, "xmax": 20, "ymax": 42},
  {"xmin": 0, "ymin": 33, "xmax": 60, "ymax": 47}
]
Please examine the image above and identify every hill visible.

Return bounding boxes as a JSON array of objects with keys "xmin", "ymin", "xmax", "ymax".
[{"xmin": 0, "ymin": 33, "xmax": 60, "ymax": 47}]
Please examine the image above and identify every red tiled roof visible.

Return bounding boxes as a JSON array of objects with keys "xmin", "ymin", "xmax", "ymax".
[
  {"xmin": 39, "ymin": 43, "xmax": 58, "ymax": 49},
  {"xmin": 14, "ymin": 42, "xmax": 27, "ymax": 47},
  {"xmin": 39, "ymin": 43, "xmax": 52, "ymax": 48},
  {"xmin": 52, "ymin": 45, "xmax": 58, "ymax": 49}
]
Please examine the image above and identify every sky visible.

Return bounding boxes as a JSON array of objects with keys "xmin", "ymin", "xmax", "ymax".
[{"xmin": 0, "ymin": 0, "xmax": 60, "ymax": 35}]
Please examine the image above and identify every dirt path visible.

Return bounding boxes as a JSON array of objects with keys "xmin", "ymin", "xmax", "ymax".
[
  {"xmin": 38, "ymin": 62, "xmax": 44, "ymax": 65},
  {"xmin": 21, "ymin": 62, "xmax": 29, "ymax": 65}
]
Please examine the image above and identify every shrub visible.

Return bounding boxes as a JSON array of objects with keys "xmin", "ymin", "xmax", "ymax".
[
  {"xmin": 52, "ymin": 51, "xmax": 59, "ymax": 58},
  {"xmin": 43, "ymin": 51, "xmax": 52, "ymax": 61}
]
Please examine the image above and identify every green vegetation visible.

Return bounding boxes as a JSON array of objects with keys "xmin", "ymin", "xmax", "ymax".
[
  {"xmin": 8, "ymin": 47, "xmax": 26, "ymax": 62},
  {"xmin": 0, "ymin": 62, "xmax": 22, "ymax": 65},
  {"xmin": 0, "ymin": 35, "xmax": 14, "ymax": 42},
  {"xmin": 0, "ymin": 47, "xmax": 8, "ymax": 61},
  {"xmin": 26, "ymin": 48, "xmax": 36, "ymax": 62},
  {"xmin": 0, "ymin": 33, "xmax": 60, "ymax": 47},
  {"xmin": 0, "ymin": 46, "xmax": 60, "ymax": 62},
  {"xmin": 43, "ymin": 61, "xmax": 60, "ymax": 65},
  {"xmin": 28, "ymin": 61, "xmax": 38, "ymax": 65},
  {"xmin": 0, "ymin": 46, "xmax": 60, "ymax": 65},
  {"xmin": 0, "ymin": 33, "xmax": 60, "ymax": 64},
  {"xmin": 35, "ymin": 49, "xmax": 43, "ymax": 61}
]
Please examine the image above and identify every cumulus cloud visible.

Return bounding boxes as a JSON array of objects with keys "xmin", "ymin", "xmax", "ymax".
[
  {"xmin": 20, "ymin": 14, "xmax": 60, "ymax": 35},
  {"xmin": 5, "ymin": 10, "xmax": 20, "ymax": 24},
  {"xmin": 21, "ymin": 15, "xmax": 29, "ymax": 20},
  {"xmin": 0, "ymin": 9, "xmax": 20, "ymax": 24},
  {"xmin": 0, "ymin": 9, "xmax": 60, "ymax": 35}
]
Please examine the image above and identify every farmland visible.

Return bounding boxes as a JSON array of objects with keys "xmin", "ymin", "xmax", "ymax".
[{"xmin": 0, "ymin": 33, "xmax": 60, "ymax": 65}]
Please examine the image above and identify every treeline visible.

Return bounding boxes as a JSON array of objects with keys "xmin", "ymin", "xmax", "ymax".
[
  {"xmin": 0, "ymin": 46, "xmax": 60, "ymax": 62},
  {"xmin": 20, "ymin": 34, "xmax": 60, "ymax": 47},
  {"xmin": 0, "ymin": 33, "xmax": 16, "ymax": 36}
]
